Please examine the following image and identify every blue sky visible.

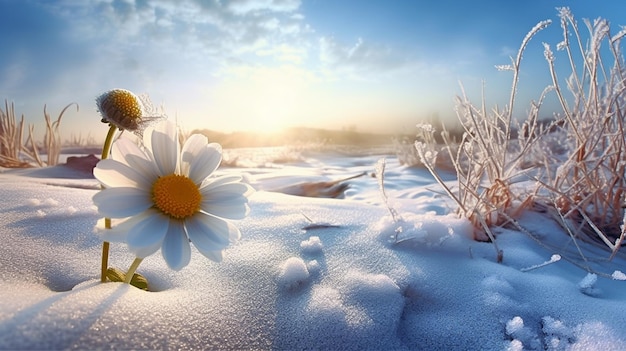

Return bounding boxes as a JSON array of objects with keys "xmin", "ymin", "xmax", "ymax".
[{"xmin": 1, "ymin": 0, "xmax": 625, "ymax": 142}]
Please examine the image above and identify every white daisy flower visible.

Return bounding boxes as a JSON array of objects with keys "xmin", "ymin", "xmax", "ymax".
[{"xmin": 92, "ymin": 120, "xmax": 253, "ymax": 270}]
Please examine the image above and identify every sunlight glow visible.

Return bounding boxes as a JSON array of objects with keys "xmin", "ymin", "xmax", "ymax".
[{"xmin": 214, "ymin": 65, "xmax": 314, "ymax": 133}]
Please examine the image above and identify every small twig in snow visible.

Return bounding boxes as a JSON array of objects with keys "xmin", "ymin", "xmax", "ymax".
[{"xmin": 520, "ymin": 254, "xmax": 562, "ymax": 272}]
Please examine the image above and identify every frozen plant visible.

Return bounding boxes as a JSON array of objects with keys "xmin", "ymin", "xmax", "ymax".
[
  {"xmin": 415, "ymin": 19, "xmax": 553, "ymax": 251},
  {"xmin": 540, "ymin": 8, "xmax": 626, "ymax": 257},
  {"xmin": 414, "ymin": 123, "xmax": 438, "ymax": 166},
  {"xmin": 416, "ymin": 8, "xmax": 626, "ymax": 263},
  {"xmin": 376, "ymin": 158, "xmax": 401, "ymax": 224}
]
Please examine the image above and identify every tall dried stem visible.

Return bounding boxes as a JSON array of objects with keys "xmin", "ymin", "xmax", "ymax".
[{"xmin": 43, "ymin": 103, "xmax": 79, "ymax": 166}]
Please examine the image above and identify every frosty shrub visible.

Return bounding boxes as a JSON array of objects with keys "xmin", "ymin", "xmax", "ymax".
[
  {"xmin": 416, "ymin": 8, "xmax": 626, "ymax": 261},
  {"xmin": 394, "ymin": 124, "xmax": 458, "ymax": 170},
  {"xmin": 540, "ymin": 8, "xmax": 626, "ymax": 257},
  {"xmin": 394, "ymin": 136, "xmax": 422, "ymax": 167},
  {"xmin": 416, "ymin": 19, "xmax": 553, "ymax": 248}
]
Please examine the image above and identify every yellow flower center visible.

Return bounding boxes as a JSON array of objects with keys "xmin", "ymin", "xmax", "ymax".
[
  {"xmin": 151, "ymin": 174, "xmax": 202, "ymax": 219},
  {"xmin": 99, "ymin": 89, "xmax": 143, "ymax": 130}
]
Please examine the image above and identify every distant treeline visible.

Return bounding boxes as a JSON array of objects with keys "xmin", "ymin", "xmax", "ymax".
[
  {"xmin": 190, "ymin": 127, "xmax": 417, "ymax": 148},
  {"xmin": 189, "ymin": 119, "xmax": 558, "ymax": 148}
]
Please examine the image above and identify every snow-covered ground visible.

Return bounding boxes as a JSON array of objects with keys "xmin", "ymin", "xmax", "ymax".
[{"xmin": 1, "ymin": 148, "xmax": 626, "ymax": 350}]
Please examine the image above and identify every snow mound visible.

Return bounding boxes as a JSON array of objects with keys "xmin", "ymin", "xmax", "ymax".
[
  {"xmin": 377, "ymin": 212, "xmax": 473, "ymax": 248},
  {"xmin": 505, "ymin": 315, "xmax": 626, "ymax": 351},
  {"xmin": 277, "ymin": 269, "xmax": 405, "ymax": 350},
  {"xmin": 277, "ymin": 257, "xmax": 310, "ymax": 290},
  {"xmin": 578, "ymin": 273, "xmax": 600, "ymax": 297},
  {"xmin": 300, "ymin": 236, "xmax": 323, "ymax": 253}
]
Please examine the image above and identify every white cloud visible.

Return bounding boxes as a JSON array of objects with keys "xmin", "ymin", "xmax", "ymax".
[
  {"xmin": 318, "ymin": 36, "xmax": 412, "ymax": 79},
  {"xmin": 35, "ymin": 0, "xmax": 435, "ymax": 87},
  {"xmin": 225, "ymin": 0, "xmax": 301, "ymax": 15},
  {"xmin": 256, "ymin": 43, "xmax": 308, "ymax": 64},
  {"xmin": 43, "ymin": 0, "xmax": 308, "ymax": 65}
]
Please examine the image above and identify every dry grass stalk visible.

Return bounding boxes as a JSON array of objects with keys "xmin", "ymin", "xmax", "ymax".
[
  {"xmin": 43, "ymin": 103, "xmax": 79, "ymax": 166},
  {"xmin": 23, "ymin": 124, "xmax": 44, "ymax": 167},
  {"xmin": 0, "ymin": 100, "xmax": 78, "ymax": 168},
  {"xmin": 415, "ymin": 124, "xmax": 503, "ymax": 262},
  {"xmin": 66, "ymin": 132, "xmax": 96, "ymax": 147},
  {"xmin": 0, "ymin": 100, "xmax": 26, "ymax": 167}
]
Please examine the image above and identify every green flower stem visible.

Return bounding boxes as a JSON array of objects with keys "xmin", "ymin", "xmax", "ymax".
[
  {"xmin": 100, "ymin": 124, "xmax": 117, "ymax": 283},
  {"xmin": 124, "ymin": 257, "xmax": 144, "ymax": 284},
  {"xmin": 101, "ymin": 240, "xmax": 110, "ymax": 283}
]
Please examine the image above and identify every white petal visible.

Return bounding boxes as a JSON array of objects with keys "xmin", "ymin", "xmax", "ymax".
[
  {"xmin": 202, "ymin": 201, "xmax": 250, "ymax": 219},
  {"xmin": 200, "ymin": 249, "xmax": 223, "ymax": 262},
  {"xmin": 92, "ymin": 187, "xmax": 152, "ymax": 218},
  {"xmin": 127, "ymin": 211, "xmax": 169, "ymax": 258},
  {"xmin": 185, "ymin": 213, "xmax": 240, "ymax": 260},
  {"xmin": 94, "ymin": 159, "xmax": 150, "ymax": 189},
  {"xmin": 95, "ymin": 211, "xmax": 155, "ymax": 243},
  {"xmin": 111, "ymin": 137, "xmax": 139, "ymax": 164},
  {"xmin": 200, "ymin": 175, "xmax": 243, "ymax": 191},
  {"xmin": 182, "ymin": 138, "xmax": 222, "ymax": 184},
  {"xmin": 161, "ymin": 220, "xmax": 191, "ymax": 270},
  {"xmin": 200, "ymin": 184, "xmax": 251, "ymax": 219},
  {"xmin": 93, "ymin": 218, "xmax": 128, "ymax": 243},
  {"xmin": 202, "ymin": 182, "xmax": 252, "ymax": 199},
  {"xmin": 185, "ymin": 213, "xmax": 231, "ymax": 248},
  {"xmin": 150, "ymin": 120, "xmax": 179, "ymax": 175},
  {"xmin": 180, "ymin": 134, "xmax": 208, "ymax": 176},
  {"xmin": 112, "ymin": 138, "xmax": 159, "ymax": 181}
]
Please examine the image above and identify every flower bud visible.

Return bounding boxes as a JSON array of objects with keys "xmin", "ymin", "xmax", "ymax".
[{"xmin": 96, "ymin": 89, "xmax": 144, "ymax": 131}]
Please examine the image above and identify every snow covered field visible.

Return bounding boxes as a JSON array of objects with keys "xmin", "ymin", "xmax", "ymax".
[{"xmin": 1, "ymin": 148, "xmax": 626, "ymax": 350}]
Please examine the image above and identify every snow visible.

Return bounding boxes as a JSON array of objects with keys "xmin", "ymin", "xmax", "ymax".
[
  {"xmin": 1, "ymin": 149, "xmax": 626, "ymax": 350},
  {"xmin": 277, "ymin": 257, "xmax": 310, "ymax": 290},
  {"xmin": 300, "ymin": 236, "xmax": 323, "ymax": 253}
]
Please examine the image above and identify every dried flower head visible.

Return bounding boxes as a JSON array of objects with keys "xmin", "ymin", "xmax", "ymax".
[{"xmin": 96, "ymin": 88, "xmax": 165, "ymax": 133}]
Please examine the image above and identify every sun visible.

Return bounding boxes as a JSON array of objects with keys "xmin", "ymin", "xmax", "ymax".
[
  {"xmin": 213, "ymin": 65, "xmax": 311, "ymax": 133},
  {"xmin": 249, "ymin": 72, "xmax": 300, "ymax": 133}
]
